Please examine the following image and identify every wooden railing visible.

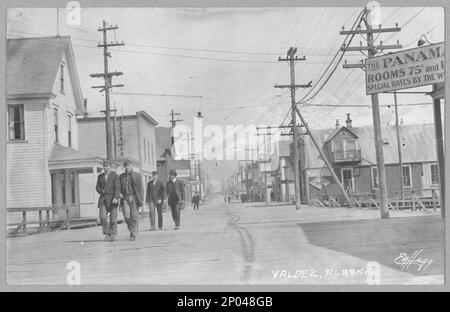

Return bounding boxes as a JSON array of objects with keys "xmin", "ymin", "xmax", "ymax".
[
  {"xmin": 7, "ymin": 204, "xmax": 83, "ymax": 236},
  {"xmin": 310, "ymin": 189, "xmax": 441, "ymax": 212}
]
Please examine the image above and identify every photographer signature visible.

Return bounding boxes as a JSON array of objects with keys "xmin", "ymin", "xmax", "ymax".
[{"xmin": 394, "ymin": 249, "xmax": 433, "ymax": 272}]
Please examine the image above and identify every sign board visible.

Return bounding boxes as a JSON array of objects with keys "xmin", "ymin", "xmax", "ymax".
[
  {"xmin": 365, "ymin": 42, "xmax": 444, "ymax": 94},
  {"xmin": 176, "ymin": 169, "xmax": 190, "ymax": 178},
  {"xmin": 310, "ymin": 176, "xmax": 331, "ymax": 190},
  {"xmin": 307, "ymin": 168, "xmax": 332, "ymax": 178}
]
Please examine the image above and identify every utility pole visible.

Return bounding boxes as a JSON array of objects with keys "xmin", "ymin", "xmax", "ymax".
[
  {"xmin": 90, "ymin": 21, "xmax": 125, "ymax": 160},
  {"xmin": 340, "ymin": 7, "xmax": 401, "ymax": 218},
  {"xmin": 256, "ymin": 127, "xmax": 275, "ymax": 205},
  {"xmin": 245, "ymin": 147, "xmax": 257, "ymax": 201},
  {"xmin": 393, "ymin": 91, "xmax": 405, "ymax": 202},
  {"xmin": 169, "ymin": 109, "xmax": 183, "ymax": 146},
  {"xmin": 276, "ymin": 47, "xmax": 312, "ymax": 210},
  {"xmin": 100, "ymin": 109, "xmax": 117, "ymax": 157}
]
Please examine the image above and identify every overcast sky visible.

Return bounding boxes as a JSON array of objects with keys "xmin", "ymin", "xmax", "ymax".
[{"xmin": 7, "ymin": 6, "xmax": 444, "ymax": 184}]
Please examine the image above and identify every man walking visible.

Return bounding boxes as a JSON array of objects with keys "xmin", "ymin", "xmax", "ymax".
[
  {"xmin": 96, "ymin": 161, "xmax": 120, "ymax": 242},
  {"xmin": 192, "ymin": 192, "xmax": 200, "ymax": 210},
  {"xmin": 119, "ymin": 160, "xmax": 144, "ymax": 241},
  {"xmin": 146, "ymin": 171, "xmax": 165, "ymax": 231},
  {"xmin": 166, "ymin": 169, "xmax": 185, "ymax": 230}
]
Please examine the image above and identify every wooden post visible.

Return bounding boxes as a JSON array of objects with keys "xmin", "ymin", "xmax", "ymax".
[
  {"xmin": 292, "ymin": 105, "xmax": 351, "ymax": 203},
  {"xmin": 290, "ymin": 52, "xmax": 302, "ymax": 210},
  {"xmin": 66, "ymin": 208, "xmax": 71, "ymax": 230},
  {"xmin": 39, "ymin": 210, "xmax": 43, "ymax": 231},
  {"xmin": 432, "ymin": 85, "xmax": 445, "ymax": 218},
  {"xmin": 393, "ymin": 91, "xmax": 405, "ymax": 202},
  {"xmin": 432, "ymin": 189, "xmax": 437, "ymax": 212},
  {"xmin": 22, "ymin": 211, "xmax": 26, "ymax": 233}
]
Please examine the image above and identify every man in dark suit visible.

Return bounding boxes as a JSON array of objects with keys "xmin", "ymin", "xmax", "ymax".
[
  {"xmin": 166, "ymin": 169, "xmax": 185, "ymax": 230},
  {"xmin": 192, "ymin": 192, "xmax": 200, "ymax": 210},
  {"xmin": 146, "ymin": 171, "xmax": 165, "ymax": 231},
  {"xmin": 119, "ymin": 160, "xmax": 144, "ymax": 241},
  {"xmin": 96, "ymin": 161, "xmax": 120, "ymax": 242}
]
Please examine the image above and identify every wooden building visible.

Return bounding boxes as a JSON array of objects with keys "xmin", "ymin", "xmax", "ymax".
[
  {"xmin": 77, "ymin": 111, "xmax": 158, "ymax": 216},
  {"xmin": 6, "ymin": 36, "xmax": 103, "ymax": 220},
  {"xmin": 300, "ymin": 115, "xmax": 440, "ymax": 204},
  {"xmin": 155, "ymin": 127, "xmax": 193, "ymax": 202}
]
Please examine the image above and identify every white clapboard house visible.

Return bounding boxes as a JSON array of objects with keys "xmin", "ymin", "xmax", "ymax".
[{"xmin": 6, "ymin": 36, "xmax": 104, "ymax": 221}]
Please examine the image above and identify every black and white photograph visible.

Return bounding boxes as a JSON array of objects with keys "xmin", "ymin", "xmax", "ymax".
[{"xmin": 2, "ymin": 0, "xmax": 448, "ymax": 290}]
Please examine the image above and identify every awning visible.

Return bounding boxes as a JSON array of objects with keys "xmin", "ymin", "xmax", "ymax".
[{"xmin": 48, "ymin": 144, "xmax": 104, "ymax": 170}]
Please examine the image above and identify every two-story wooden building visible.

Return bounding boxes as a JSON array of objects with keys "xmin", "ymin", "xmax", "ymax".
[
  {"xmin": 301, "ymin": 114, "xmax": 440, "ymax": 203},
  {"xmin": 77, "ymin": 111, "xmax": 159, "ymax": 215},
  {"xmin": 6, "ymin": 36, "xmax": 104, "ymax": 220}
]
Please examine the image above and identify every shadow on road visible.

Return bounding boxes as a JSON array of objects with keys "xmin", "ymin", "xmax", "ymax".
[{"xmin": 298, "ymin": 215, "xmax": 444, "ymax": 276}]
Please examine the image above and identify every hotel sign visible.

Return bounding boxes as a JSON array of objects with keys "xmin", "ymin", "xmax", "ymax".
[{"xmin": 365, "ymin": 42, "xmax": 444, "ymax": 94}]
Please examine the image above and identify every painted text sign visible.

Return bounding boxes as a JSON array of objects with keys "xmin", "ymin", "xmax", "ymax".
[{"xmin": 365, "ymin": 42, "xmax": 444, "ymax": 94}]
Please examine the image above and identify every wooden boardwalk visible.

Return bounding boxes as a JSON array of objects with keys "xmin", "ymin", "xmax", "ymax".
[{"xmin": 7, "ymin": 197, "xmax": 444, "ymax": 285}]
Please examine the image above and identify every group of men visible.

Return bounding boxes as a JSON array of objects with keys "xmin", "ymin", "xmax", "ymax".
[{"xmin": 95, "ymin": 160, "xmax": 185, "ymax": 242}]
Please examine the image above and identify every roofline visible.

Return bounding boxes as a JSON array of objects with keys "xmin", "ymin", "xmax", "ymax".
[
  {"xmin": 7, "ymin": 92, "xmax": 56, "ymax": 100},
  {"xmin": 324, "ymin": 126, "xmax": 358, "ymax": 143},
  {"xmin": 78, "ymin": 112, "xmax": 159, "ymax": 125},
  {"xmin": 137, "ymin": 110, "xmax": 159, "ymax": 126},
  {"xmin": 7, "ymin": 35, "xmax": 71, "ymax": 41}
]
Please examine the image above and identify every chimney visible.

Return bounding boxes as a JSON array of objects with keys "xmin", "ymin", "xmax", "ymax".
[
  {"xmin": 335, "ymin": 119, "xmax": 340, "ymax": 129},
  {"xmin": 345, "ymin": 113, "xmax": 352, "ymax": 128},
  {"xmin": 83, "ymin": 98, "xmax": 88, "ymax": 117}
]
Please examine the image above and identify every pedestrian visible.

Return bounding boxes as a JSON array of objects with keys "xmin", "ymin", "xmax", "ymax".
[
  {"xmin": 119, "ymin": 160, "xmax": 144, "ymax": 241},
  {"xmin": 166, "ymin": 169, "xmax": 185, "ymax": 230},
  {"xmin": 228, "ymin": 195, "xmax": 231, "ymax": 203},
  {"xmin": 193, "ymin": 192, "xmax": 200, "ymax": 210},
  {"xmin": 270, "ymin": 190, "xmax": 275, "ymax": 202},
  {"xmin": 146, "ymin": 170, "xmax": 165, "ymax": 231},
  {"xmin": 96, "ymin": 161, "xmax": 120, "ymax": 242}
]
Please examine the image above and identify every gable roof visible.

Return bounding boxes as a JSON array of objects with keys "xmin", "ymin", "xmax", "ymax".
[
  {"xmin": 324, "ymin": 126, "xmax": 358, "ymax": 143},
  {"xmin": 305, "ymin": 124, "xmax": 438, "ymax": 168},
  {"xmin": 7, "ymin": 36, "xmax": 84, "ymax": 113}
]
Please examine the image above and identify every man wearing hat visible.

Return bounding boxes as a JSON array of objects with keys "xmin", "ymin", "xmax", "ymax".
[
  {"xmin": 166, "ymin": 169, "xmax": 185, "ymax": 230},
  {"xmin": 96, "ymin": 161, "xmax": 120, "ymax": 241},
  {"xmin": 146, "ymin": 170, "xmax": 165, "ymax": 231},
  {"xmin": 119, "ymin": 160, "xmax": 144, "ymax": 241}
]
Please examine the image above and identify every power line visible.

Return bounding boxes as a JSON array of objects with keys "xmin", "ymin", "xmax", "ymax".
[{"xmin": 296, "ymin": 9, "xmax": 365, "ymax": 105}]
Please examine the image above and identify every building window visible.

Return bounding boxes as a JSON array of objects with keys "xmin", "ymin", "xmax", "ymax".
[
  {"xmin": 333, "ymin": 138, "xmax": 358, "ymax": 160},
  {"xmin": 371, "ymin": 167, "xmax": 379, "ymax": 189},
  {"xmin": 430, "ymin": 163, "xmax": 439, "ymax": 185},
  {"xmin": 53, "ymin": 108, "xmax": 59, "ymax": 143},
  {"xmin": 341, "ymin": 168, "xmax": 354, "ymax": 191},
  {"xmin": 8, "ymin": 104, "xmax": 25, "ymax": 140},
  {"xmin": 151, "ymin": 142, "xmax": 154, "ymax": 165},
  {"xmin": 402, "ymin": 165, "xmax": 412, "ymax": 188},
  {"xmin": 60, "ymin": 63, "xmax": 65, "ymax": 93},
  {"xmin": 67, "ymin": 114, "xmax": 72, "ymax": 147}
]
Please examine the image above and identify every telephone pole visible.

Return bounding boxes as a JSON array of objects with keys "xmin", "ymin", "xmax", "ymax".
[
  {"xmin": 169, "ymin": 109, "xmax": 183, "ymax": 146},
  {"xmin": 340, "ymin": 6, "xmax": 402, "ymax": 218},
  {"xmin": 256, "ymin": 127, "xmax": 275, "ymax": 205},
  {"xmin": 90, "ymin": 21, "xmax": 125, "ymax": 160},
  {"xmin": 393, "ymin": 91, "xmax": 405, "ymax": 202},
  {"xmin": 276, "ymin": 47, "xmax": 312, "ymax": 210}
]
